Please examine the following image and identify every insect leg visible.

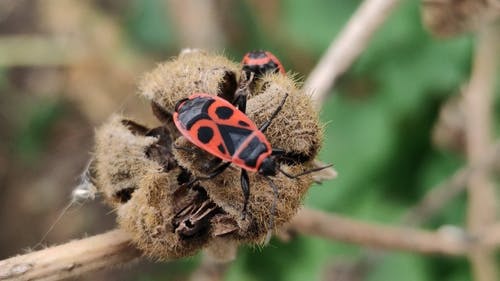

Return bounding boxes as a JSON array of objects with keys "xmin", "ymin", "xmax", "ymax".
[
  {"xmin": 121, "ymin": 119, "xmax": 150, "ymax": 135},
  {"xmin": 182, "ymin": 161, "xmax": 231, "ymax": 187},
  {"xmin": 240, "ymin": 169, "xmax": 250, "ymax": 218},
  {"xmin": 271, "ymin": 148, "xmax": 305, "ymax": 165},
  {"xmin": 271, "ymin": 148, "xmax": 286, "ymax": 156},
  {"xmin": 150, "ymin": 102, "xmax": 180, "ymax": 136},
  {"xmin": 232, "ymin": 93, "xmax": 247, "ymax": 114},
  {"xmin": 173, "ymin": 143, "xmax": 199, "ymax": 153},
  {"xmin": 258, "ymin": 93, "xmax": 288, "ymax": 133},
  {"xmin": 196, "ymin": 161, "xmax": 231, "ymax": 180},
  {"xmin": 151, "ymin": 102, "xmax": 173, "ymax": 123},
  {"xmin": 263, "ymin": 176, "xmax": 279, "ymax": 244},
  {"xmin": 232, "ymin": 71, "xmax": 254, "ymax": 113}
]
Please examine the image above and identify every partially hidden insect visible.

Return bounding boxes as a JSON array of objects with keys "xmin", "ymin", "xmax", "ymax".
[
  {"xmin": 242, "ymin": 50, "xmax": 285, "ymax": 79},
  {"xmin": 173, "ymin": 92, "xmax": 330, "ymax": 227}
]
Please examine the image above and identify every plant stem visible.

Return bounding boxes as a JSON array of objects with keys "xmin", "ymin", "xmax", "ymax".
[
  {"xmin": 304, "ymin": 0, "xmax": 400, "ymax": 109},
  {"xmin": 463, "ymin": 24, "xmax": 499, "ymax": 281},
  {"xmin": 0, "ymin": 230, "xmax": 139, "ymax": 281}
]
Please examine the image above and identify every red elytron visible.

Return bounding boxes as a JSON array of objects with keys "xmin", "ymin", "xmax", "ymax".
[
  {"xmin": 242, "ymin": 50, "xmax": 285, "ymax": 78},
  {"xmin": 173, "ymin": 92, "xmax": 289, "ymax": 220},
  {"xmin": 174, "ymin": 93, "xmax": 272, "ymax": 173}
]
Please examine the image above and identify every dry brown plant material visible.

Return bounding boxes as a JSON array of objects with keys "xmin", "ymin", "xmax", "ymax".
[
  {"xmin": 92, "ymin": 51, "xmax": 325, "ymax": 260},
  {"xmin": 421, "ymin": 0, "xmax": 500, "ymax": 37},
  {"xmin": 432, "ymin": 94, "xmax": 466, "ymax": 153},
  {"xmin": 139, "ymin": 51, "xmax": 240, "ymax": 113}
]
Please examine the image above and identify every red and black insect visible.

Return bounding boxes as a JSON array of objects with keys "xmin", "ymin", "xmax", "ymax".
[
  {"xmin": 173, "ymin": 92, "xmax": 329, "ymax": 225},
  {"xmin": 242, "ymin": 50, "xmax": 285, "ymax": 79}
]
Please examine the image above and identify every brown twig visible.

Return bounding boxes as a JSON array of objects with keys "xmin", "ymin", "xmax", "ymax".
[
  {"xmin": 0, "ymin": 230, "xmax": 140, "ymax": 281},
  {"xmin": 304, "ymin": 0, "xmax": 400, "ymax": 109},
  {"xmin": 288, "ymin": 208, "xmax": 469, "ymax": 255},
  {"xmin": 166, "ymin": 0, "xmax": 225, "ymax": 50},
  {"xmin": 189, "ymin": 239, "xmax": 239, "ymax": 281},
  {"xmin": 463, "ymin": 24, "xmax": 499, "ymax": 281},
  {"xmin": 3, "ymin": 205, "xmax": 495, "ymax": 281},
  {"xmin": 189, "ymin": 259, "xmax": 232, "ymax": 281},
  {"xmin": 0, "ymin": 35, "xmax": 84, "ymax": 66},
  {"xmin": 403, "ymin": 142, "xmax": 500, "ymax": 226},
  {"xmin": 481, "ymin": 223, "xmax": 500, "ymax": 247},
  {"xmin": 313, "ymin": 140, "xmax": 500, "ymax": 281}
]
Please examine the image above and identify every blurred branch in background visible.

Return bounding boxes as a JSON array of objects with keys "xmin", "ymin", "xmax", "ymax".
[
  {"xmin": 189, "ymin": 239, "xmax": 238, "ymax": 281},
  {"xmin": 304, "ymin": 0, "xmax": 399, "ymax": 109},
  {"xmin": 326, "ymin": 3, "xmax": 500, "ymax": 279},
  {"xmin": 421, "ymin": 0, "xmax": 500, "ymax": 38},
  {"xmin": 463, "ymin": 24, "xmax": 499, "ymax": 281},
  {"xmin": 0, "ymin": 36, "xmax": 84, "ymax": 67},
  {"xmin": 165, "ymin": 0, "xmax": 225, "ymax": 50},
  {"xmin": 38, "ymin": 0, "xmax": 152, "ymax": 124},
  {"xmin": 189, "ymin": 259, "xmax": 232, "ymax": 281},
  {"xmin": 403, "ymin": 142, "xmax": 500, "ymax": 226},
  {"xmin": 306, "ymin": 140, "xmax": 500, "ymax": 281},
  {"xmin": 286, "ymin": 208, "xmax": 469, "ymax": 255},
  {"xmin": 189, "ymin": 248, "xmax": 236, "ymax": 281}
]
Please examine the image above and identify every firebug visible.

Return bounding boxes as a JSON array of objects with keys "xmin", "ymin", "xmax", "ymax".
[
  {"xmin": 242, "ymin": 50, "xmax": 285, "ymax": 79},
  {"xmin": 173, "ymin": 91, "xmax": 330, "ymax": 232}
]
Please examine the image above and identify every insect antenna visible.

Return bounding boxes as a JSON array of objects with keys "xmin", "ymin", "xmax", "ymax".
[
  {"xmin": 278, "ymin": 163, "xmax": 333, "ymax": 179},
  {"xmin": 263, "ymin": 176, "xmax": 279, "ymax": 244}
]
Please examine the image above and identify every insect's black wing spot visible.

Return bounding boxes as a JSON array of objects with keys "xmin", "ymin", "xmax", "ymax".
[
  {"xmin": 198, "ymin": 126, "xmax": 214, "ymax": 144},
  {"xmin": 259, "ymin": 61, "xmax": 279, "ymax": 74},
  {"xmin": 238, "ymin": 136, "xmax": 269, "ymax": 168},
  {"xmin": 178, "ymin": 97, "xmax": 214, "ymax": 130},
  {"xmin": 217, "ymin": 144, "xmax": 226, "ymax": 154},
  {"xmin": 215, "ymin": 106, "xmax": 233, "ymax": 120},
  {"xmin": 238, "ymin": 120, "xmax": 250, "ymax": 127},
  {"xmin": 217, "ymin": 125, "xmax": 253, "ymax": 155},
  {"xmin": 242, "ymin": 61, "xmax": 278, "ymax": 78},
  {"xmin": 247, "ymin": 51, "xmax": 267, "ymax": 59}
]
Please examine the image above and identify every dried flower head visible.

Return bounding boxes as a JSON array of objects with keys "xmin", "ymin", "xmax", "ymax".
[
  {"xmin": 139, "ymin": 51, "xmax": 240, "ymax": 113},
  {"xmin": 93, "ymin": 51, "xmax": 328, "ymax": 260}
]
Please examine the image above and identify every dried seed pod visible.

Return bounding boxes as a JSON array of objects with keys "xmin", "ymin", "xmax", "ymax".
[
  {"xmin": 94, "ymin": 116, "xmax": 229, "ymax": 259},
  {"xmin": 421, "ymin": 0, "xmax": 500, "ymax": 37},
  {"xmin": 116, "ymin": 172, "xmax": 213, "ymax": 259},
  {"xmin": 247, "ymin": 73, "xmax": 322, "ymax": 162},
  {"xmin": 139, "ymin": 51, "xmax": 240, "ymax": 113},
  {"xmin": 93, "ymin": 115, "xmax": 164, "ymax": 206},
  {"xmin": 94, "ymin": 51, "xmax": 329, "ymax": 260}
]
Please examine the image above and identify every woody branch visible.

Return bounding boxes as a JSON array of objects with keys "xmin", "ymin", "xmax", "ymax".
[
  {"xmin": 463, "ymin": 24, "xmax": 499, "ymax": 281},
  {"xmin": 304, "ymin": 0, "xmax": 400, "ymax": 108},
  {"xmin": 6, "ymin": 203, "xmax": 500, "ymax": 281}
]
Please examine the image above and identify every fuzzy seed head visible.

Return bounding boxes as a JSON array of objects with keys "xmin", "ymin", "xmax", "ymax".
[
  {"xmin": 139, "ymin": 51, "xmax": 240, "ymax": 113},
  {"xmin": 93, "ymin": 51, "xmax": 329, "ymax": 260}
]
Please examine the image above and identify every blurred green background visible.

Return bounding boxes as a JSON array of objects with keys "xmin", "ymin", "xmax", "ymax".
[{"xmin": 0, "ymin": 0, "xmax": 494, "ymax": 280}]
